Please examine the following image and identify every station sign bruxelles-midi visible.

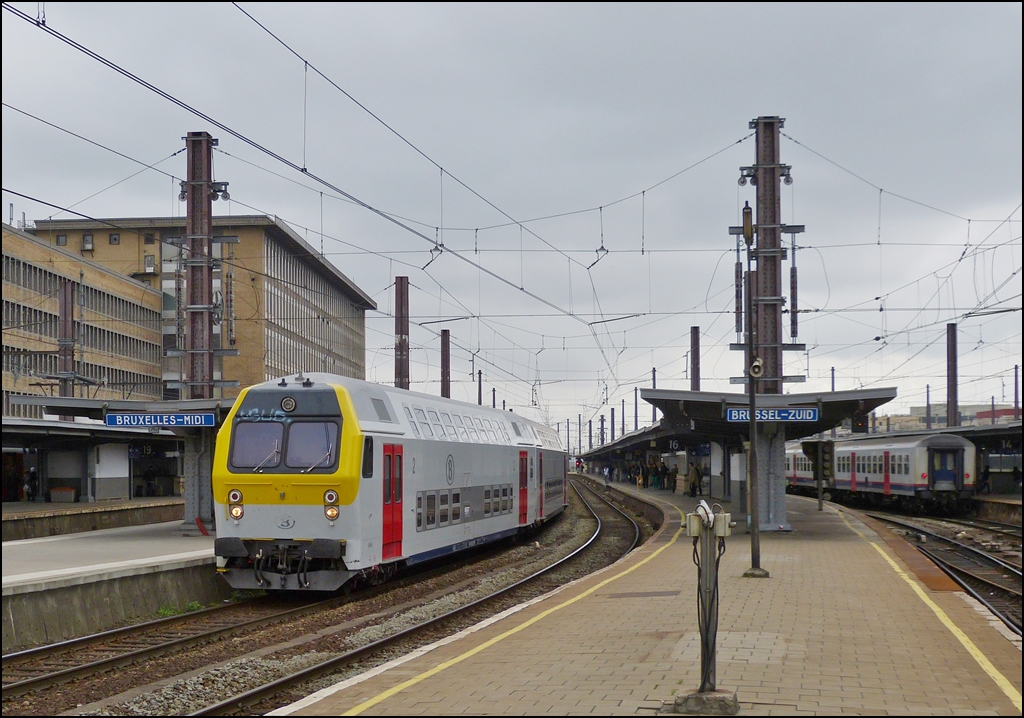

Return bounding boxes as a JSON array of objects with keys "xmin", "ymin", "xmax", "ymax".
[
  {"xmin": 726, "ymin": 408, "xmax": 819, "ymax": 422},
  {"xmin": 105, "ymin": 412, "xmax": 216, "ymax": 428}
]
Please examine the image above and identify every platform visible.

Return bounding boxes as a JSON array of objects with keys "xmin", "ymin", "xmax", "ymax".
[
  {"xmin": 273, "ymin": 479, "xmax": 1022, "ymax": 716},
  {"xmin": 2, "ymin": 520, "xmax": 223, "ymax": 652},
  {"xmin": 973, "ymin": 494, "xmax": 1022, "ymax": 525},
  {"xmin": 2, "ymin": 496, "xmax": 185, "ymax": 541}
]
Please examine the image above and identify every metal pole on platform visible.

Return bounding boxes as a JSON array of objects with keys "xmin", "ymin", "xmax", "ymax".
[{"xmin": 741, "ymin": 201, "xmax": 767, "ymax": 579}]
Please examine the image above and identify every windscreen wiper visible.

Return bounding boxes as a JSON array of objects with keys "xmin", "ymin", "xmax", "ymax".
[
  {"xmin": 254, "ymin": 441, "xmax": 280, "ymax": 473},
  {"xmin": 302, "ymin": 443, "xmax": 334, "ymax": 473}
]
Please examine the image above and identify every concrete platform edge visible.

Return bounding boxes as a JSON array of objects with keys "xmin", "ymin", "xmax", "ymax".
[{"xmin": 2, "ymin": 559, "xmax": 232, "ymax": 653}]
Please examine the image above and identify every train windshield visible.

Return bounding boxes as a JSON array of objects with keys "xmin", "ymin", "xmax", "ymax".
[
  {"xmin": 232, "ymin": 423, "xmax": 283, "ymax": 468},
  {"xmin": 286, "ymin": 422, "xmax": 339, "ymax": 470}
]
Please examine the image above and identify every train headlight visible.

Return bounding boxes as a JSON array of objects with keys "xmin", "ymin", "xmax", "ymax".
[
  {"xmin": 228, "ymin": 489, "xmax": 243, "ymax": 504},
  {"xmin": 229, "ymin": 504, "xmax": 244, "ymax": 520},
  {"xmin": 324, "ymin": 505, "xmax": 340, "ymax": 521},
  {"xmin": 324, "ymin": 489, "xmax": 339, "ymax": 504}
]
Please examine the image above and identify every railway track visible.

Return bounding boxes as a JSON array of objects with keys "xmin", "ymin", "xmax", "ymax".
[
  {"xmin": 866, "ymin": 512, "xmax": 1022, "ymax": 636},
  {"xmin": 190, "ymin": 479, "xmax": 640, "ymax": 716},
  {"xmin": 1, "ymin": 595, "xmax": 343, "ymax": 699}
]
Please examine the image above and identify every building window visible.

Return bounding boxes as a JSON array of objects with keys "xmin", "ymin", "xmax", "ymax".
[
  {"xmin": 144, "ymin": 233, "xmax": 155, "ymax": 245},
  {"xmin": 109, "ymin": 233, "xmax": 120, "ymax": 245},
  {"xmin": 82, "ymin": 233, "xmax": 94, "ymax": 251},
  {"xmin": 56, "ymin": 234, "xmax": 68, "ymax": 246}
]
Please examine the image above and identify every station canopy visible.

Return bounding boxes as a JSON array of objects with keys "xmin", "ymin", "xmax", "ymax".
[{"xmin": 580, "ymin": 387, "xmax": 897, "ymax": 460}]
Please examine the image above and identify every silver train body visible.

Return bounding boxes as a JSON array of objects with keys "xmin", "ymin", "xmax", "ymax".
[
  {"xmin": 213, "ymin": 373, "xmax": 568, "ymax": 591},
  {"xmin": 787, "ymin": 433, "xmax": 976, "ymax": 507}
]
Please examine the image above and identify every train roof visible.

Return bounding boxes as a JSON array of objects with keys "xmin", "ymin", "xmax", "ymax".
[
  {"xmin": 792, "ymin": 433, "xmax": 975, "ymax": 452},
  {"xmin": 252, "ymin": 373, "xmax": 563, "ymax": 451}
]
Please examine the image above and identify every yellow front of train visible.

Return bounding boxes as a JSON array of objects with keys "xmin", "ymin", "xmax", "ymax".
[{"xmin": 212, "ymin": 374, "xmax": 366, "ymax": 590}]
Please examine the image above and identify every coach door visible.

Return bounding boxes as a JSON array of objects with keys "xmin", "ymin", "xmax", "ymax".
[
  {"xmin": 382, "ymin": 444, "xmax": 404, "ymax": 559},
  {"xmin": 538, "ymin": 452, "xmax": 545, "ymax": 519},
  {"xmin": 930, "ymin": 449, "xmax": 960, "ymax": 492},
  {"xmin": 519, "ymin": 451, "xmax": 528, "ymax": 524},
  {"xmin": 883, "ymin": 451, "xmax": 891, "ymax": 495}
]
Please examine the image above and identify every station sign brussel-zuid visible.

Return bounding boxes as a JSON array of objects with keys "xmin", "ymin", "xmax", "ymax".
[{"xmin": 726, "ymin": 408, "xmax": 819, "ymax": 423}]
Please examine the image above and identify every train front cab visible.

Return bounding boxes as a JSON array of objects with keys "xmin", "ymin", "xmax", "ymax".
[{"xmin": 213, "ymin": 379, "xmax": 364, "ymax": 591}]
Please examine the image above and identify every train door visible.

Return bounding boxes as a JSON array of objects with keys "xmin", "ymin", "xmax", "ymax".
[
  {"xmin": 518, "ymin": 451, "xmax": 528, "ymax": 524},
  {"xmin": 382, "ymin": 444, "xmax": 404, "ymax": 559},
  {"xmin": 538, "ymin": 452, "xmax": 544, "ymax": 519},
  {"xmin": 929, "ymin": 449, "xmax": 960, "ymax": 492},
  {"xmin": 883, "ymin": 451, "xmax": 891, "ymax": 495}
]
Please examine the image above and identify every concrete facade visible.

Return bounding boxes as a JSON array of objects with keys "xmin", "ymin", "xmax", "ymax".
[
  {"xmin": 31, "ymin": 215, "xmax": 376, "ymax": 398},
  {"xmin": 2, "ymin": 223, "xmax": 163, "ymax": 417}
]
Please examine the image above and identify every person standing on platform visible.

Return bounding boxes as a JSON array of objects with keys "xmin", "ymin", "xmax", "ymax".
[{"xmin": 688, "ymin": 461, "xmax": 700, "ymax": 497}]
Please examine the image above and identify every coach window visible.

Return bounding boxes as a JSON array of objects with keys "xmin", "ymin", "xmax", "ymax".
[
  {"xmin": 286, "ymin": 422, "xmax": 339, "ymax": 470},
  {"xmin": 501, "ymin": 486, "xmax": 508, "ymax": 512},
  {"xmin": 416, "ymin": 494, "xmax": 423, "ymax": 530},
  {"xmin": 452, "ymin": 414, "xmax": 470, "ymax": 440},
  {"xmin": 403, "ymin": 406, "xmax": 420, "ymax": 437},
  {"xmin": 483, "ymin": 419, "xmax": 499, "ymax": 443},
  {"xmin": 414, "ymin": 408, "xmax": 434, "ymax": 438},
  {"xmin": 426, "ymin": 493, "xmax": 436, "ymax": 527},
  {"xmin": 463, "ymin": 416, "xmax": 479, "ymax": 441},
  {"xmin": 483, "ymin": 488, "xmax": 491, "ymax": 516},
  {"xmin": 439, "ymin": 491, "xmax": 450, "ymax": 525},
  {"xmin": 428, "ymin": 410, "xmax": 447, "ymax": 439},
  {"xmin": 395, "ymin": 454, "xmax": 403, "ymax": 500},
  {"xmin": 231, "ymin": 422, "xmax": 283, "ymax": 470},
  {"xmin": 441, "ymin": 413, "xmax": 459, "ymax": 440},
  {"xmin": 383, "ymin": 451, "xmax": 392, "ymax": 505},
  {"xmin": 362, "ymin": 437, "xmax": 374, "ymax": 478},
  {"xmin": 451, "ymin": 491, "xmax": 461, "ymax": 523},
  {"xmin": 473, "ymin": 417, "xmax": 489, "ymax": 443}
]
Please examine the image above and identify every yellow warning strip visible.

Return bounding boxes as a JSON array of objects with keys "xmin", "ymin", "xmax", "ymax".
[
  {"xmin": 835, "ymin": 509, "xmax": 1022, "ymax": 713},
  {"xmin": 342, "ymin": 495, "xmax": 687, "ymax": 716}
]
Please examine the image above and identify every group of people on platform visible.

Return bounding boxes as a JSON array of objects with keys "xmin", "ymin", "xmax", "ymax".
[{"xmin": 596, "ymin": 458, "xmax": 706, "ymax": 496}]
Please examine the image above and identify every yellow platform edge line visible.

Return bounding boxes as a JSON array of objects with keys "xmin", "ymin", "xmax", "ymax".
[
  {"xmin": 342, "ymin": 497, "xmax": 688, "ymax": 716},
  {"xmin": 835, "ymin": 508, "xmax": 1022, "ymax": 712}
]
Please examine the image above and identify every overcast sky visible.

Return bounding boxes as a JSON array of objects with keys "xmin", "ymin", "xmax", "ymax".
[{"xmin": 3, "ymin": 2, "xmax": 1021, "ymax": 441}]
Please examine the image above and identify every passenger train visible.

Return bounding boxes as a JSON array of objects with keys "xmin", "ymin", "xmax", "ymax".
[
  {"xmin": 212, "ymin": 373, "xmax": 568, "ymax": 591},
  {"xmin": 786, "ymin": 433, "xmax": 975, "ymax": 509}
]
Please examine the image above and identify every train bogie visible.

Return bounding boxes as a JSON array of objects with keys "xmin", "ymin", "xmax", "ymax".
[{"xmin": 213, "ymin": 373, "xmax": 567, "ymax": 591}]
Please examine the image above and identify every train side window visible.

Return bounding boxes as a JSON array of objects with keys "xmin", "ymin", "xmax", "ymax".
[
  {"xmin": 452, "ymin": 491, "xmax": 461, "ymax": 523},
  {"xmin": 501, "ymin": 485, "xmax": 508, "ymax": 512},
  {"xmin": 416, "ymin": 493, "xmax": 423, "ymax": 530},
  {"xmin": 473, "ymin": 417, "xmax": 489, "ymax": 443},
  {"xmin": 414, "ymin": 408, "xmax": 434, "ymax": 438},
  {"xmin": 483, "ymin": 488, "xmax": 491, "ymax": 516},
  {"xmin": 428, "ymin": 410, "xmax": 447, "ymax": 439},
  {"xmin": 441, "ymin": 413, "xmax": 459, "ymax": 441},
  {"xmin": 395, "ymin": 455, "xmax": 403, "ymax": 501},
  {"xmin": 439, "ymin": 491, "xmax": 449, "ymax": 525},
  {"xmin": 426, "ymin": 493, "xmax": 436, "ymax": 527},
  {"xmin": 452, "ymin": 415, "xmax": 470, "ymax": 441},
  {"xmin": 362, "ymin": 436, "xmax": 374, "ymax": 478},
  {"xmin": 403, "ymin": 406, "xmax": 421, "ymax": 438},
  {"xmin": 463, "ymin": 416, "xmax": 479, "ymax": 441},
  {"xmin": 383, "ymin": 453, "xmax": 392, "ymax": 505}
]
